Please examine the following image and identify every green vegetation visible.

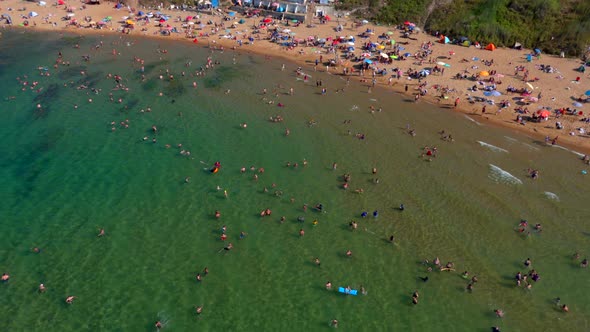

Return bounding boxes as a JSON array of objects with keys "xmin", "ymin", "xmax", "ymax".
[{"xmin": 336, "ymin": 0, "xmax": 590, "ymax": 56}]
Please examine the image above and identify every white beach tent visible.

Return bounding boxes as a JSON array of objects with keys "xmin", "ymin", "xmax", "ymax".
[{"xmin": 39, "ymin": 1, "xmax": 47, "ymax": 6}]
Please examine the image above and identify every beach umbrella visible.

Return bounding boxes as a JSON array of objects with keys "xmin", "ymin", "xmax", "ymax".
[
  {"xmin": 573, "ymin": 102, "xmax": 583, "ymax": 107},
  {"xmin": 29, "ymin": 11, "xmax": 38, "ymax": 17},
  {"xmin": 390, "ymin": 55, "xmax": 398, "ymax": 59},
  {"xmin": 347, "ymin": 41, "xmax": 355, "ymax": 46},
  {"xmin": 282, "ymin": 29, "xmax": 290, "ymax": 33},
  {"xmin": 291, "ymin": 19, "xmax": 298, "ymax": 23},
  {"xmin": 361, "ymin": 52, "xmax": 371, "ymax": 57},
  {"xmin": 534, "ymin": 48, "xmax": 541, "ymax": 54},
  {"xmin": 419, "ymin": 69, "xmax": 430, "ymax": 76},
  {"xmin": 364, "ymin": 59, "xmax": 373, "ymax": 64},
  {"xmin": 67, "ymin": 13, "xmax": 75, "ymax": 17},
  {"xmin": 126, "ymin": 19, "xmax": 134, "ymax": 25},
  {"xmin": 538, "ymin": 110, "xmax": 550, "ymax": 118},
  {"xmin": 386, "ymin": 31, "xmax": 394, "ymax": 35},
  {"xmin": 380, "ymin": 52, "xmax": 388, "ymax": 58},
  {"xmin": 403, "ymin": 52, "xmax": 411, "ymax": 57},
  {"xmin": 479, "ymin": 71, "xmax": 490, "ymax": 77},
  {"xmin": 490, "ymin": 90, "xmax": 501, "ymax": 96},
  {"xmin": 263, "ymin": 18, "xmax": 272, "ymax": 23},
  {"xmin": 398, "ymin": 46, "xmax": 405, "ymax": 50},
  {"xmin": 436, "ymin": 61, "xmax": 446, "ymax": 66},
  {"xmin": 585, "ymin": 90, "xmax": 590, "ymax": 96}
]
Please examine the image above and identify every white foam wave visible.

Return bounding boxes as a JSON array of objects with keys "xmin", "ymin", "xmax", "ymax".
[
  {"xmin": 543, "ymin": 192, "xmax": 560, "ymax": 201},
  {"xmin": 571, "ymin": 150, "xmax": 585, "ymax": 158},
  {"xmin": 504, "ymin": 136, "xmax": 518, "ymax": 142},
  {"xmin": 463, "ymin": 115, "xmax": 482, "ymax": 126},
  {"xmin": 488, "ymin": 164, "xmax": 523, "ymax": 185},
  {"xmin": 522, "ymin": 143, "xmax": 540, "ymax": 151},
  {"xmin": 350, "ymin": 105, "xmax": 359, "ymax": 111},
  {"xmin": 478, "ymin": 141, "xmax": 508, "ymax": 153}
]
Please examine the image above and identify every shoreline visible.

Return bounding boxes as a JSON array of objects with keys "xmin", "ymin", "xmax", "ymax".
[{"xmin": 2, "ymin": 1, "xmax": 590, "ymax": 155}]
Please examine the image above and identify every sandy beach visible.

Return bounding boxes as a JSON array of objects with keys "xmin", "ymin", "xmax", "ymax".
[{"xmin": 2, "ymin": 0, "xmax": 590, "ymax": 154}]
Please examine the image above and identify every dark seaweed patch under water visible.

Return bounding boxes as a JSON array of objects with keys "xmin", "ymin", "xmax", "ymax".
[
  {"xmin": 142, "ymin": 59, "xmax": 169, "ymax": 75},
  {"xmin": 141, "ymin": 79, "xmax": 158, "ymax": 92},
  {"xmin": 13, "ymin": 127, "xmax": 64, "ymax": 198},
  {"xmin": 58, "ymin": 66, "xmax": 88, "ymax": 80},
  {"xmin": 203, "ymin": 65, "xmax": 247, "ymax": 89},
  {"xmin": 164, "ymin": 79, "xmax": 185, "ymax": 98},
  {"xmin": 32, "ymin": 83, "xmax": 60, "ymax": 118}
]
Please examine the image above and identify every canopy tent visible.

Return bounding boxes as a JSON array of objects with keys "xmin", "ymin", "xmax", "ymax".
[
  {"xmin": 461, "ymin": 40, "xmax": 471, "ymax": 47},
  {"xmin": 577, "ymin": 65, "xmax": 585, "ymax": 73},
  {"xmin": 513, "ymin": 42, "xmax": 522, "ymax": 50},
  {"xmin": 439, "ymin": 35, "xmax": 449, "ymax": 44},
  {"xmin": 485, "ymin": 43, "xmax": 496, "ymax": 51},
  {"xmin": 484, "ymin": 90, "xmax": 501, "ymax": 97}
]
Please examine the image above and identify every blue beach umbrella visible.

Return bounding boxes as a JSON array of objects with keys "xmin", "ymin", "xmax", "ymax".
[
  {"xmin": 585, "ymin": 90, "xmax": 590, "ymax": 96},
  {"xmin": 491, "ymin": 90, "xmax": 502, "ymax": 96},
  {"xmin": 573, "ymin": 102, "xmax": 583, "ymax": 107},
  {"xmin": 364, "ymin": 59, "xmax": 373, "ymax": 64}
]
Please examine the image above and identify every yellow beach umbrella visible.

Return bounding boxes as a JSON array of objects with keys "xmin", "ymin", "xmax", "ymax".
[
  {"xmin": 126, "ymin": 20, "xmax": 135, "ymax": 25},
  {"xmin": 479, "ymin": 71, "xmax": 490, "ymax": 77}
]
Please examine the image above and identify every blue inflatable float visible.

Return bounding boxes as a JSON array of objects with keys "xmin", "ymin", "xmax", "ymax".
[{"xmin": 338, "ymin": 287, "xmax": 358, "ymax": 296}]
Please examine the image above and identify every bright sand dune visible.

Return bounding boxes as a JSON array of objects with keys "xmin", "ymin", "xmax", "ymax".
[{"xmin": 2, "ymin": 0, "xmax": 590, "ymax": 153}]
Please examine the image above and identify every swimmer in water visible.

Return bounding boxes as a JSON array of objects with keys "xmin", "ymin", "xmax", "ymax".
[
  {"xmin": 330, "ymin": 319, "xmax": 338, "ymax": 328},
  {"xmin": 98, "ymin": 228, "xmax": 105, "ymax": 237},
  {"xmin": 65, "ymin": 296, "xmax": 76, "ymax": 304}
]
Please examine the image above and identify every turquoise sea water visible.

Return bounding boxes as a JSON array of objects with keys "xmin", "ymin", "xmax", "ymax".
[{"xmin": 0, "ymin": 29, "xmax": 589, "ymax": 331}]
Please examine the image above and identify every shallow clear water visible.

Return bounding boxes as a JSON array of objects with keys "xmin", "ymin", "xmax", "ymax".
[{"xmin": 0, "ymin": 30, "xmax": 589, "ymax": 332}]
